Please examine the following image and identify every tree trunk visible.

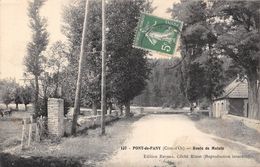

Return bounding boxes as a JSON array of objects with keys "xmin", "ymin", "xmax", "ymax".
[
  {"xmin": 189, "ymin": 103, "xmax": 193, "ymax": 113},
  {"xmin": 125, "ymin": 100, "xmax": 131, "ymax": 117},
  {"xmin": 257, "ymin": 16, "xmax": 260, "ymax": 120},
  {"xmin": 54, "ymin": 85, "xmax": 58, "ymax": 98},
  {"xmin": 108, "ymin": 102, "xmax": 112, "ymax": 115},
  {"xmin": 16, "ymin": 103, "xmax": 19, "ymax": 111},
  {"xmin": 71, "ymin": 0, "xmax": 90, "ymax": 136},
  {"xmin": 54, "ymin": 71, "xmax": 60, "ymax": 98},
  {"xmin": 258, "ymin": 82, "xmax": 260, "ymax": 120},
  {"xmin": 119, "ymin": 105, "xmax": 123, "ymax": 116},
  {"xmin": 258, "ymin": 83, "xmax": 260, "ymax": 120},
  {"xmin": 34, "ymin": 75, "xmax": 39, "ymax": 116},
  {"xmin": 248, "ymin": 74, "xmax": 259, "ymax": 120},
  {"xmin": 257, "ymin": 57, "xmax": 260, "ymax": 120},
  {"xmin": 92, "ymin": 101, "xmax": 97, "ymax": 115},
  {"xmin": 25, "ymin": 104, "xmax": 28, "ymax": 111},
  {"xmin": 209, "ymin": 101, "xmax": 213, "ymax": 118},
  {"xmin": 43, "ymin": 96, "xmax": 48, "ymax": 117}
]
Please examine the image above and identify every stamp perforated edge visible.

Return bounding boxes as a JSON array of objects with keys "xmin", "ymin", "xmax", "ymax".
[{"xmin": 132, "ymin": 12, "xmax": 184, "ymax": 57}]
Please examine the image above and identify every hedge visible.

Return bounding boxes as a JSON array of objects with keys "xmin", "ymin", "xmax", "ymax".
[{"xmin": 0, "ymin": 153, "xmax": 81, "ymax": 167}]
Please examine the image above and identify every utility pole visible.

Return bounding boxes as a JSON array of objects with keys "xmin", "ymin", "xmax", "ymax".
[
  {"xmin": 100, "ymin": 0, "xmax": 107, "ymax": 135},
  {"xmin": 71, "ymin": 0, "xmax": 90, "ymax": 135}
]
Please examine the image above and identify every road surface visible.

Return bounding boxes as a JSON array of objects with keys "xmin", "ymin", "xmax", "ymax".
[{"xmin": 98, "ymin": 114, "xmax": 260, "ymax": 167}]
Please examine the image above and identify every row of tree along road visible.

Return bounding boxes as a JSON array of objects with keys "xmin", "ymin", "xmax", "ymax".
[
  {"xmin": 11, "ymin": 0, "xmax": 154, "ymax": 131},
  {"xmin": 164, "ymin": 0, "xmax": 260, "ymax": 119},
  {"xmin": 135, "ymin": 1, "xmax": 260, "ymax": 121},
  {"xmin": 0, "ymin": 79, "xmax": 32, "ymax": 111},
  {"xmin": 1, "ymin": 0, "xmax": 259, "ymax": 127}
]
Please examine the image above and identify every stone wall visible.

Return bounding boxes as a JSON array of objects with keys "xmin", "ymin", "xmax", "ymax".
[
  {"xmin": 47, "ymin": 98, "xmax": 64, "ymax": 137},
  {"xmin": 64, "ymin": 111, "xmax": 119, "ymax": 135},
  {"xmin": 223, "ymin": 114, "xmax": 260, "ymax": 133}
]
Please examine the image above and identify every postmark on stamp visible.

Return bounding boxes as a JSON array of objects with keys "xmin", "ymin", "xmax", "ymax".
[{"xmin": 134, "ymin": 13, "xmax": 183, "ymax": 56}]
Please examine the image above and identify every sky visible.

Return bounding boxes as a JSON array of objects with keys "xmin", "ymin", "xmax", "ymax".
[{"xmin": 0, "ymin": 0, "xmax": 178, "ymax": 81}]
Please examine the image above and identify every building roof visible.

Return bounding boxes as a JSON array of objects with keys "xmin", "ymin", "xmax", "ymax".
[{"xmin": 216, "ymin": 78, "xmax": 248, "ymax": 99}]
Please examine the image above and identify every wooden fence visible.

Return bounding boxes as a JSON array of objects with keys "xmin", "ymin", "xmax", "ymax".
[{"xmin": 21, "ymin": 116, "xmax": 46, "ymax": 150}]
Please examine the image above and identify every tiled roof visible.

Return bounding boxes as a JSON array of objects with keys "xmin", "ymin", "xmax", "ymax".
[{"xmin": 217, "ymin": 78, "xmax": 248, "ymax": 99}]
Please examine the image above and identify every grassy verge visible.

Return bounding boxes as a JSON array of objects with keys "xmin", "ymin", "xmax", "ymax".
[
  {"xmin": 190, "ymin": 113, "xmax": 260, "ymax": 149},
  {"xmin": 0, "ymin": 110, "xmax": 33, "ymax": 151},
  {"xmin": 0, "ymin": 120, "xmax": 22, "ymax": 151},
  {"xmin": 6, "ymin": 115, "xmax": 143, "ymax": 166}
]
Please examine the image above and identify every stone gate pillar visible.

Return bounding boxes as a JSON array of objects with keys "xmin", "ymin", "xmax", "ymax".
[{"xmin": 48, "ymin": 98, "xmax": 64, "ymax": 137}]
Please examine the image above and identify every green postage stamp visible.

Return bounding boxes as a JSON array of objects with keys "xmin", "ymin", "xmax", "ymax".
[{"xmin": 134, "ymin": 13, "xmax": 183, "ymax": 56}]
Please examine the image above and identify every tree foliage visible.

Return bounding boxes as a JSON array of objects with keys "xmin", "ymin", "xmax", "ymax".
[
  {"xmin": 0, "ymin": 79, "xmax": 18, "ymax": 108},
  {"xmin": 168, "ymin": 0, "xmax": 260, "ymax": 119},
  {"xmin": 62, "ymin": 0, "xmax": 102, "ymax": 109},
  {"xmin": 133, "ymin": 59, "xmax": 187, "ymax": 108},
  {"xmin": 211, "ymin": 0, "xmax": 260, "ymax": 119},
  {"xmin": 14, "ymin": 86, "xmax": 23, "ymax": 110},
  {"xmin": 24, "ymin": 0, "xmax": 49, "ymax": 117},
  {"xmin": 106, "ymin": 0, "xmax": 152, "ymax": 115},
  {"xmin": 45, "ymin": 41, "xmax": 69, "ymax": 98},
  {"xmin": 62, "ymin": 0, "xmax": 152, "ymax": 116},
  {"xmin": 20, "ymin": 85, "xmax": 33, "ymax": 111},
  {"xmin": 170, "ymin": 0, "xmax": 225, "ymax": 110},
  {"xmin": 25, "ymin": 0, "xmax": 49, "ymax": 76}
]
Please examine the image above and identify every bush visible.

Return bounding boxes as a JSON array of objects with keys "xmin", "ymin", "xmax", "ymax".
[
  {"xmin": 0, "ymin": 153, "xmax": 81, "ymax": 167},
  {"xmin": 64, "ymin": 99, "xmax": 70, "ymax": 116},
  {"xmin": 199, "ymin": 98, "xmax": 209, "ymax": 110},
  {"xmin": 36, "ymin": 98, "xmax": 70, "ymax": 118},
  {"xmin": 161, "ymin": 103, "xmax": 169, "ymax": 109},
  {"xmin": 37, "ymin": 98, "xmax": 48, "ymax": 117},
  {"xmin": 169, "ymin": 104, "xmax": 177, "ymax": 109}
]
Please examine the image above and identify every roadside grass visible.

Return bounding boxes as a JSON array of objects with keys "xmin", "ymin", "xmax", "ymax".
[
  {"xmin": 214, "ymin": 138, "xmax": 260, "ymax": 163},
  {"xmin": 192, "ymin": 114, "xmax": 260, "ymax": 149},
  {"xmin": 0, "ymin": 120, "xmax": 22, "ymax": 151},
  {"xmin": 0, "ymin": 103, "xmax": 32, "ymax": 111},
  {"xmin": 7, "ymin": 115, "xmax": 143, "ymax": 166},
  {"xmin": 0, "ymin": 103, "xmax": 33, "ymax": 151},
  {"xmin": 132, "ymin": 106, "xmax": 191, "ymax": 114}
]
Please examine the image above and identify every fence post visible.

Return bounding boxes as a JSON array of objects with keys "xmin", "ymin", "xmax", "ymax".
[
  {"xmin": 35, "ymin": 120, "xmax": 40, "ymax": 142},
  {"xmin": 21, "ymin": 118, "xmax": 27, "ymax": 150},
  {"xmin": 27, "ymin": 116, "xmax": 33, "ymax": 146}
]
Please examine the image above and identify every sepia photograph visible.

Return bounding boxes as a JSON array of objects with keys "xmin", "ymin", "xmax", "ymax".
[{"xmin": 0, "ymin": 0, "xmax": 260, "ymax": 166}]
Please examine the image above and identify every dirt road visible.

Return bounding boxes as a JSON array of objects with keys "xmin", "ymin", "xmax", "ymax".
[{"xmin": 98, "ymin": 114, "xmax": 260, "ymax": 167}]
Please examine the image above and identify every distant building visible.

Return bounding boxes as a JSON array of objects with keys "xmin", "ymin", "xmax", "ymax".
[{"xmin": 212, "ymin": 78, "xmax": 248, "ymax": 118}]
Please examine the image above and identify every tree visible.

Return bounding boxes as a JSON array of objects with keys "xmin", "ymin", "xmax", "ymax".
[
  {"xmin": 2, "ymin": 90, "xmax": 13, "ymax": 109},
  {"xmin": 20, "ymin": 86, "xmax": 33, "ymax": 111},
  {"xmin": 24, "ymin": 0, "xmax": 49, "ymax": 117},
  {"xmin": 14, "ymin": 86, "xmax": 23, "ymax": 110},
  {"xmin": 186, "ymin": 62, "xmax": 205, "ymax": 103},
  {"xmin": 213, "ymin": 1, "xmax": 260, "ymax": 119},
  {"xmin": 0, "ymin": 79, "xmax": 18, "ymax": 109},
  {"xmin": 62, "ymin": 0, "xmax": 152, "ymax": 118},
  {"xmin": 46, "ymin": 41, "xmax": 69, "ymax": 98},
  {"xmin": 170, "ymin": 0, "xmax": 225, "ymax": 113},
  {"xmin": 62, "ymin": 0, "xmax": 102, "ymax": 113},
  {"xmin": 132, "ymin": 59, "xmax": 188, "ymax": 108},
  {"xmin": 106, "ymin": 0, "xmax": 152, "ymax": 117}
]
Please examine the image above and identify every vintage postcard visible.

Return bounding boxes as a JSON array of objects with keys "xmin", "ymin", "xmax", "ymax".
[{"xmin": 0, "ymin": 0, "xmax": 259, "ymax": 167}]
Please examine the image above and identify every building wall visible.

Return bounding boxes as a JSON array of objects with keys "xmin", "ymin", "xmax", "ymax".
[
  {"xmin": 212, "ymin": 99, "xmax": 228, "ymax": 118},
  {"xmin": 229, "ymin": 98, "xmax": 245, "ymax": 117},
  {"xmin": 213, "ymin": 98, "xmax": 248, "ymax": 118}
]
